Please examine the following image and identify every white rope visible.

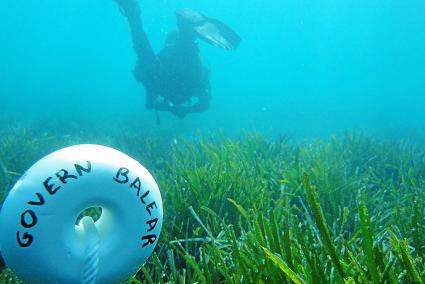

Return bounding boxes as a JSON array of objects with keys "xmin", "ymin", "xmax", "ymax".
[{"xmin": 80, "ymin": 216, "xmax": 100, "ymax": 284}]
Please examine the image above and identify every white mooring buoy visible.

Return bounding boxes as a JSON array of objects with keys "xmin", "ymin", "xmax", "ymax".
[{"xmin": 0, "ymin": 144, "xmax": 163, "ymax": 284}]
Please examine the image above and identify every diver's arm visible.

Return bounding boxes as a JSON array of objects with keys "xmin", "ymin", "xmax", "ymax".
[
  {"xmin": 150, "ymin": 100, "xmax": 189, "ymax": 118},
  {"xmin": 148, "ymin": 100, "xmax": 190, "ymax": 118},
  {"xmin": 190, "ymin": 86, "xmax": 211, "ymax": 113},
  {"xmin": 170, "ymin": 90, "xmax": 211, "ymax": 117},
  {"xmin": 155, "ymin": 84, "xmax": 211, "ymax": 117},
  {"xmin": 152, "ymin": 102, "xmax": 207, "ymax": 118},
  {"xmin": 113, "ymin": 0, "xmax": 159, "ymax": 83}
]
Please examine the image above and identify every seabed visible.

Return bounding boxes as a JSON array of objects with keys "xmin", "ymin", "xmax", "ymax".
[{"xmin": 1, "ymin": 121, "xmax": 425, "ymax": 283}]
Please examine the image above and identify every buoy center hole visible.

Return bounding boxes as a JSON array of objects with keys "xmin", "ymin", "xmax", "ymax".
[{"xmin": 75, "ymin": 206, "xmax": 102, "ymax": 225}]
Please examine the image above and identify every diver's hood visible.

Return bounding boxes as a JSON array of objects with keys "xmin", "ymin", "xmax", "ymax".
[{"xmin": 176, "ymin": 8, "xmax": 241, "ymax": 50}]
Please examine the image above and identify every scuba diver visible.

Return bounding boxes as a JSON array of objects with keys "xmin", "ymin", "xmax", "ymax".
[{"xmin": 113, "ymin": 0, "xmax": 240, "ymax": 118}]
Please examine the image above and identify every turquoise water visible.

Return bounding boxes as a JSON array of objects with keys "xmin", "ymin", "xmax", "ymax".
[{"xmin": 1, "ymin": 0, "xmax": 424, "ymax": 138}]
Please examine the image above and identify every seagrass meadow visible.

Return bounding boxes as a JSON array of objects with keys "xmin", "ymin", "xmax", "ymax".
[{"xmin": 1, "ymin": 123, "xmax": 425, "ymax": 284}]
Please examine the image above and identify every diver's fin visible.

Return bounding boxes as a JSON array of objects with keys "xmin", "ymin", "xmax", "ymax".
[
  {"xmin": 194, "ymin": 17, "xmax": 240, "ymax": 50},
  {"xmin": 176, "ymin": 8, "xmax": 240, "ymax": 50},
  {"xmin": 118, "ymin": 6, "xmax": 127, "ymax": 17},
  {"xmin": 113, "ymin": 0, "xmax": 141, "ymax": 19}
]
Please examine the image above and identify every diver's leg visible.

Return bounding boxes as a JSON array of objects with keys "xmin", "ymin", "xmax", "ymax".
[{"xmin": 113, "ymin": 0, "xmax": 159, "ymax": 88}]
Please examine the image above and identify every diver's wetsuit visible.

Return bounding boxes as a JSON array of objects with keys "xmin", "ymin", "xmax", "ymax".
[{"xmin": 115, "ymin": 0, "xmax": 210, "ymax": 118}]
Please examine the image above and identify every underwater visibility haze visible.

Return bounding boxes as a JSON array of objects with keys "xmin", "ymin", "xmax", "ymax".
[
  {"xmin": 1, "ymin": 0, "xmax": 424, "ymax": 137},
  {"xmin": 1, "ymin": 0, "xmax": 425, "ymax": 283}
]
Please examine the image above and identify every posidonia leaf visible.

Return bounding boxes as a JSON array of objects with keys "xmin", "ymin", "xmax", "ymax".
[
  {"xmin": 262, "ymin": 247, "xmax": 305, "ymax": 284},
  {"xmin": 227, "ymin": 198, "xmax": 249, "ymax": 221}
]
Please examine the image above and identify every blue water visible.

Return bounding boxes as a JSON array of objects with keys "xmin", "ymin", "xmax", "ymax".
[{"xmin": 1, "ymin": 0, "xmax": 424, "ymax": 138}]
